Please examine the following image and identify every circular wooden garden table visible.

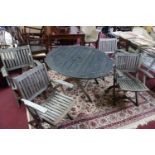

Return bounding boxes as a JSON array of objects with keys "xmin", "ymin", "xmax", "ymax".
[{"xmin": 45, "ymin": 45, "xmax": 113, "ymax": 102}]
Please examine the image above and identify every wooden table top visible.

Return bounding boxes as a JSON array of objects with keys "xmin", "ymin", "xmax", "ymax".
[{"xmin": 45, "ymin": 45, "xmax": 113, "ymax": 79}]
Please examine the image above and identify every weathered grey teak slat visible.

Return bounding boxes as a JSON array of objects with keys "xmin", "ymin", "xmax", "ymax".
[
  {"xmin": 98, "ymin": 38, "xmax": 117, "ymax": 55},
  {"xmin": 45, "ymin": 45, "xmax": 113, "ymax": 102},
  {"xmin": 113, "ymin": 50, "xmax": 152, "ymax": 106},
  {"xmin": 13, "ymin": 64, "xmax": 75, "ymax": 128},
  {"xmin": 0, "ymin": 45, "xmax": 41, "ymax": 88}
]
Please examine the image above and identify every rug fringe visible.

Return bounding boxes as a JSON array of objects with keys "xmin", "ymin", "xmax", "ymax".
[{"xmin": 119, "ymin": 115, "xmax": 155, "ymax": 129}]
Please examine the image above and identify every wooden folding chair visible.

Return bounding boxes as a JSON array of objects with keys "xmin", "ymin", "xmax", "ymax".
[{"xmin": 13, "ymin": 64, "xmax": 75, "ymax": 128}]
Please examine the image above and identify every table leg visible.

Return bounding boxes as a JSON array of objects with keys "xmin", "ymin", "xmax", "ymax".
[
  {"xmin": 75, "ymin": 80, "xmax": 92, "ymax": 102},
  {"xmin": 94, "ymin": 78, "xmax": 99, "ymax": 84},
  {"xmin": 64, "ymin": 78, "xmax": 92, "ymax": 102}
]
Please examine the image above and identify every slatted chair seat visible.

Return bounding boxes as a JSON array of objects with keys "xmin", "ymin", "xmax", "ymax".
[
  {"xmin": 37, "ymin": 91, "xmax": 74, "ymax": 125},
  {"xmin": 117, "ymin": 76, "xmax": 149, "ymax": 92},
  {"xmin": 13, "ymin": 64, "xmax": 75, "ymax": 128},
  {"xmin": 113, "ymin": 50, "xmax": 152, "ymax": 106}
]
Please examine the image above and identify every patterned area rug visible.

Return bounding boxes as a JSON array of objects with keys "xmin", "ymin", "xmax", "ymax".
[{"xmin": 34, "ymin": 70, "xmax": 155, "ymax": 129}]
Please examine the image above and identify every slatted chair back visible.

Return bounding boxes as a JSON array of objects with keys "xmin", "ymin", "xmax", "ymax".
[
  {"xmin": 0, "ymin": 45, "xmax": 34, "ymax": 71},
  {"xmin": 13, "ymin": 64, "xmax": 50, "ymax": 101},
  {"xmin": 98, "ymin": 38, "xmax": 117, "ymax": 54},
  {"xmin": 115, "ymin": 53, "xmax": 142, "ymax": 72}
]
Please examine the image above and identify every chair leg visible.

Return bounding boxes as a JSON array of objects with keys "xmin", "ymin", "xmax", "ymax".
[
  {"xmin": 126, "ymin": 92, "xmax": 139, "ymax": 106},
  {"xmin": 60, "ymin": 85, "xmax": 65, "ymax": 94},
  {"xmin": 28, "ymin": 120, "xmax": 44, "ymax": 129},
  {"xmin": 94, "ymin": 78, "xmax": 99, "ymax": 84},
  {"xmin": 135, "ymin": 91, "xmax": 139, "ymax": 106},
  {"xmin": 12, "ymin": 90, "xmax": 21, "ymax": 107},
  {"xmin": 113, "ymin": 79, "xmax": 116, "ymax": 106},
  {"xmin": 112, "ymin": 68, "xmax": 117, "ymax": 106},
  {"xmin": 67, "ymin": 113, "xmax": 73, "ymax": 120}
]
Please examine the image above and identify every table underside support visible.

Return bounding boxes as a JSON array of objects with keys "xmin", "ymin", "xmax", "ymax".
[
  {"xmin": 65, "ymin": 78, "xmax": 92, "ymax": 102},
  {"xmin": 74, "ymin": 79, "xmax": 92, "ymax": 102}
]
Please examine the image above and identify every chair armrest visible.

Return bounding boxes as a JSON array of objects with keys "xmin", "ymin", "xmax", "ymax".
[
  {"xmin": 33, "ymin": 60, "xmax": 42, "ymax": 66},
  {"xmin": 116, "ymin": 49, "xmax": 129, "ymax": 54},
  {"xmin": 138, "ymin": 68, "xmax": 154, "ymax": 78},
  {"xmin": 1, "ymin": 66, "xmax": 8, "ymax": 77},
  {"xmin": 116, "ymin": 69, "xmax": 126, "ymax": 77},
  {"xmin": 51, "ymin": 79, "xmax": 74, "ymax": 88},
  {"xmin": 21, "ymin": 99, "xmax": 47, "ymax": 113}
]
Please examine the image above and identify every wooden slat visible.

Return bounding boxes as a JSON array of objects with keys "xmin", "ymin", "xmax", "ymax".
[
  {"xmin": 54, "ymin": 91, "xmax": 74, "ymax": 100},
  {"xmin": 3, "ymin": 52, "xmax": 10, "ymax": 68},
  {"xmin": 45, "ymin": 108, "xmax": 61, "ymax": 118},
  {"xmin": 38, "ymin": 112, "xmax": 55, "ymax": 122},
  {"xmin": 47, "ymin": 97, "xmax": 68, "ymax": 109},
  {"xmin": 38, "ymin": 109, "xmax": 56, "ymax": 120},
  {"xmin": 47, "ymin": 101, "xmax": 66, "ymax": 112},
  {"xmin": 47, "ymin": 96, "xmax": 73, "ymax": 109},
  {"xmin": 38, "ymin": 69, "xmax": 47, "ymax": 88},
  {"xmin": 17, "ymin": 49, "xmax": 23, "ymax": 66},
  {"xmin": 19, "ymin": 49, "xmax": 25, "ymax": 64},
  {"xmin": 33, "ymin": 70, "xmax": 42, "ymax": 91},
  {"xmin": 25, "ymin": 77, "xmax": 34, "ymax": 98},
  {"xmin": 18, "ymin": 81, "xmax": 28, "ymax": 99},
  {"xmin": 24, "ymin": 49, "xmax": 30, "ymax": 62},
  {"xmin": 44, "ymin": 104, "xmax": 63, "ymax": 115},
  {"xmin": 10, "ymin": 50, "xmax": 16, "ymax": 67},
  {"xmin": 7, "ymin": 52, "xmax": 13, "ymax": 68},
  {"xmin": 14, "ymin": 50, "xmax": 21, "ymax": 66},
  {"xmin": 21, "ymin": 79, "xmax": 31, "ymax": 99},
  {"xmin": 41, "ymin": 108, "xmax": 60, "ymax": 120},
  {"xmin": 53, "ymin": 95, "xmax": 73, "ymax": 106},
  {"xmin": 23, "ymin": 49, "xmax": 29, "ymax": 64}
]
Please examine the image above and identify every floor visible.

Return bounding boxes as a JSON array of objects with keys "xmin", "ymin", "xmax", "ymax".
[{"xmin": 0, "ymin": 87, "xmax": 28, "ymax": 129}]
